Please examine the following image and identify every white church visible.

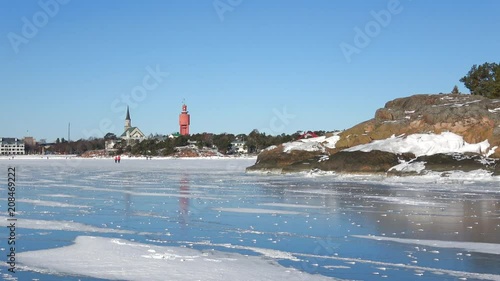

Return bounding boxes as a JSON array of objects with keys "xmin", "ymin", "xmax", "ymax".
[{"xmin": 120, "ymin": 107, "xmax": 146, "ymax": 145}]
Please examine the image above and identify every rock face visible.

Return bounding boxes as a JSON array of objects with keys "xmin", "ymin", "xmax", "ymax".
[
  {"xmin": 282, "ymin": 151, "xmax": 414, "ymax": 174},
  {"xmin": 413, "ymin": 153, "xmax": 497, "ymax": 173},
  {"xmin": 247, "ymin": 94, "xmax": 500, "ymax": 175},
  {"xmin": 246, "ymin": 146, "xmax": 323, "ymax": 172},
  {"xmin": 335, "ymin": 94, "xmax": 500, "ymax": 158}
]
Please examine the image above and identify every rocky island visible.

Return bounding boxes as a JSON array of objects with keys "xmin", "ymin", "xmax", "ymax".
[{"xmin": 247, "ymin": 93, "xmax": 500, "ymax": 176}]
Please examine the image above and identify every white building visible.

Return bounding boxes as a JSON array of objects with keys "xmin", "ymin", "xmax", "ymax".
[
  {"xmin": 0, "ymin": 138, "xmax": 25, "ymax": 155},
  {"xmin": 230, "ymin": 140, "xmax": 247, "ymax": 154},
  {"xmin": 120, "ymin": 106, "xmax": 146, "ymax": 145},
  {"xmin": 105, "ymin": 139, "xmax": 120, "ymax": 154}
]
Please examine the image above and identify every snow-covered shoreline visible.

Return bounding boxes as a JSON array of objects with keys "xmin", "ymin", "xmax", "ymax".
[
  {"xmin": 0, "ymin": 155, "xmax": 257, "ymax": 161},
  {"xmin": 278, "ymin": 132, "xmax": 496, "ymax": 158}
]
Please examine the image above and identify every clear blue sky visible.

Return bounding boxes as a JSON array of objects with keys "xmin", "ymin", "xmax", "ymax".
[{"xmin": 1, "ymin": 0, "xmax": 499, "ymax": 142}]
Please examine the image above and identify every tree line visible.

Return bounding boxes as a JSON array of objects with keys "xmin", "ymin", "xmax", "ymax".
[{"xmin": 40, "ymin": 130, "xmax": 331, "ymax": 156}]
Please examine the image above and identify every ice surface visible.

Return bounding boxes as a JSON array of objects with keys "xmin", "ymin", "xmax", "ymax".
[
  {"xmin": 18, "ymin": 199, "xmax": 89, "ymax": 208},
  {"xmin": 213, "ymin": 207, "xmax": 304, "ymax": 215},
  {"xmin": 354, "ymin": 235, "xmax": 500, "ymax": 255},
  {"xmin": 259, "ymin": 203, "xmax": 324, "ymax": 209},
  {"xmin": 2, "ymin": 158, "xmax": 499, "ymax": 281},
  {"xmin": 18, "ymin": 236, "xmax": 338, "ymax": 281},
  {"xmin": 0, "ymin": 216, "xmax": 134, "ymax": 234},
  {"xmin": 362, "ymin": 196, "xmax": 445, "ymax": 207}
]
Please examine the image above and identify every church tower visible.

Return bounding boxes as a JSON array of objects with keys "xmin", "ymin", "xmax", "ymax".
[{"xmin": 125, "ymin": 106, "xmax": 131, "ymax": 132}]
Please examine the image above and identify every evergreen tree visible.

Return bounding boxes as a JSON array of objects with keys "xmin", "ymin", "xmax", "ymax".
[
  {"xmin": 460, "ymin": 62, "xmax": 500, "ymax": 98},
  {"xmin": 104, "ymin": 132, "xmax": 117, "ymax": 140},
  {"xmin": 451, "ymin": 85, "xmax": 460, "ymax": 95}
]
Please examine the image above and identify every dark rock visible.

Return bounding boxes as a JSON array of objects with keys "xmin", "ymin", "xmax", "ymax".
[
  {"xmin": 416, "ymin": 153, "xmax": 498, "ymax": 173},
  {"xmin": 281, "ymin": 151, "xmax": 414, "ymax": 174},
  {"xmin": 246, "ymin": 146, "xmax": 323, "ymax": 172},
  {"xmin": 319, "ymin": 150, "xmax": 408, "ymax": 173},
  {"xmin": 494, "ymin": 163, "xmax": 500, "ymax": 176}
]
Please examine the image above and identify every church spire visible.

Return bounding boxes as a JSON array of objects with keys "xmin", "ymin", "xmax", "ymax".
[
  {"xmin": 126, "ymin": 106, "xmax": 131, "ymax": 121},
  {"xmin": 124, "ymin": 106, "xmax": 131, "ymax": 131}
]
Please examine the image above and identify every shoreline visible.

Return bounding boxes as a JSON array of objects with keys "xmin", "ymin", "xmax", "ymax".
[{"xmin": 0, "ymin": 155, "xmax": 258, "ymax": 161}]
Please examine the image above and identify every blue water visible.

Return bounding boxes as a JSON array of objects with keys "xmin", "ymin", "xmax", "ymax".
[{"xmin": 1, "ymin": 158, "xmax": 500, "ymax": 280}]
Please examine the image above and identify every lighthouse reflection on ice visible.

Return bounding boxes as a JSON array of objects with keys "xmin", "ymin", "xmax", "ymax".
[{"xmin": 179, "ymin": 175, "xmax": 190, "ymax": 226}]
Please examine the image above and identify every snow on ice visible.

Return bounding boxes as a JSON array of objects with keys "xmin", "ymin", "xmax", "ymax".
[{"xmin": 18, "ymin": 236, "xmax": 338, "ymax": 281}]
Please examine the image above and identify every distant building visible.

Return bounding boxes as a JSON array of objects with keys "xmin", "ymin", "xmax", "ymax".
[
  {"xmin": 23, "ymin": 136, "xmax": 38, "ymax": 154},
  {"xmin": 23, "ymin": 136, "xmax": 36, "ymax": 147},
  {"xmin": 0, "ymin": 138, "xmax": 25, "ymax": 155},
  {"xmin": 179, "ymin": 104, "xmax": 190, "ymax": 136},
  {"xmin": 105, "ymin": 139, "xmax": 120, "ymax": 154},
  {"xmin": 168, "ymin": 132, "xmax": 181, "ymax": 139},
  {"xmin": 120, "ymin": 106, "xmax": 146, "ymax": 145},
  {"xmin": 230, "ymin": 140, "xmax": 247, "ymax": 154},
  {"xmin": 298, "ymin": 131, "xmax": 318, "ymax": 139}
]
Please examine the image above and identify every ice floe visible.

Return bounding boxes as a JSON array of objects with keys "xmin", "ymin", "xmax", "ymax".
[{"xmin": 18, "ymin": 236, "xmax": 338, "ymax": 281}]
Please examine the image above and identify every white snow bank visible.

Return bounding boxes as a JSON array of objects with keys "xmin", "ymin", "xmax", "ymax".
[
  {"xmin": 283, "ymin": 141, "xmax": 326, "ymax": 153},
  {"xmin": 353, "ymin": 235, "xmax": 500, "ymax": 255},
  {"xmin": 281, "ymin": 134, "xmax": 341, "ymax": 153},
  {"xmin": 323, "ymin": 135, "xmax": 341, "ymax": 149},
  {"xmin": 18, "ymin": 236, "xmax": 337, "ymax": 281},
  {"xmin": 265, "ymin": 145, "xmax": 278, "ymax": 151},
  {"xmin": 345, "ymin": 132, "xmax": 491, "ymax": 157},
  {"xmin": 389, "ymin": 161, "xmax": 426, "ymax": 173}
]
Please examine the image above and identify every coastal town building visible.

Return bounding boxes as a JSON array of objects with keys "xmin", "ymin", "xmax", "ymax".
[
  {"xmin": 105, "ymin": 139, "xmax": 120, "ymax": 154},
  {"xmin": 23, "ymin": 136, "xmax": 36, "ymax": 147},
  {"xmin": 179, "ymin": 103, "xmax": 190, "ymax": 136},
  {"xmin": 0, "ymin": 138, "xmax": 25, "ymax": 155},
  {"xmin": 120, "ymin": 106, "xmax": 146, "ymax": 145},
  {"xmin": 230, "ymin": 140, "xmax": 247, "ymax": 154}
]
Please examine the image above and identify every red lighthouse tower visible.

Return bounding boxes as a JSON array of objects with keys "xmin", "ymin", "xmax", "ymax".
[{"xmin": 179, "ymin": 104, "xmax": 190, "ymax": 136}]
